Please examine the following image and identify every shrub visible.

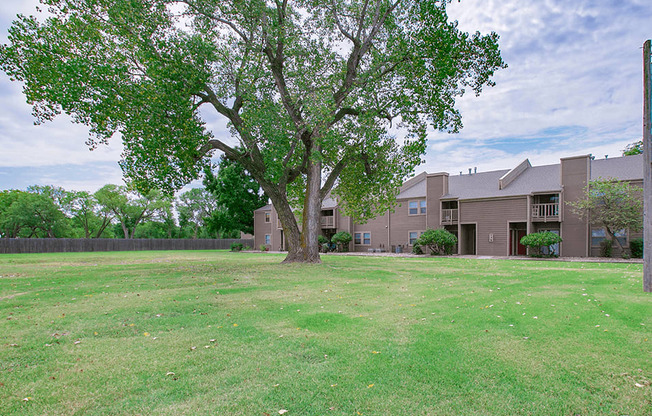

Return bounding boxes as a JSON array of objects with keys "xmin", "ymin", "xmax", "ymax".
[
  {"xmin": 318, "ymin": 235, "xmax": 329, "ymax": 245},
  {"xmin": 600, "ymin": 239, "xmax": 613, "ymax": 258},
  {"xmin": 230, "ymin": 242, "xmax": 244, "ymax": 252},
  {"xmin": 259, "ymin": 244, "xmax": 269, "ymax": 252},
  {"xmin": 331, "ymin": 231, "xmax": 352, "ymax": 252},
  {"xmin": 520, "ymin": 231, "xmax": 562, "ymax": 257},
  {"xmin": 630, "ymin": 238, "xmax": 643, "ymax": 258},
  {"xmin": 411, "ymin": 242, "xmax": 423, "ymax": 255},
  {"xmin": 416, "ymin": 229, "xmax": 457, "ymax": 255}
]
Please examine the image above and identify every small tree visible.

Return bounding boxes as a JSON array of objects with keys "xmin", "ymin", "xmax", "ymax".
[
  {"xmin": 622, "ymin": 140, "xmax": 643, "ymax": 156},
  {"xmin": 567, "ymin": 178, "xmax": 643, "ymax": 253},
  {"xmin": 520, "ymin": 231, "xmax": 562, "ymax": 257},
  {"xmin": 331, "ymin": 231, "xmax": 352, "ymax": 253},
  {"xmin": 416, "ymin": 229, "xmax": 457, "ymax": 255}
]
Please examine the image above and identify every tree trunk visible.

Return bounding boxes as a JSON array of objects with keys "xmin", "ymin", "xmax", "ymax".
[
  {"xmin": 282, "ymin": 158, "xmax": 322, "ymax": 263},
  {"xmin": 606, "ymin": 227, "xmax": 626, "ymax": 255}
]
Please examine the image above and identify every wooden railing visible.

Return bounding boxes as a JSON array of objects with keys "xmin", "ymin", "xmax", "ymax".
[
  {"xmin": 531, "ymin": 203, "xmax": 560, "ymax": 221},
  {"xmin": 320, "ymin": 216, "xmax": 335, "ymax": 228},
  {"xmin": 441, "ymin": 209, "xmax": 458, "ymax": 225}
]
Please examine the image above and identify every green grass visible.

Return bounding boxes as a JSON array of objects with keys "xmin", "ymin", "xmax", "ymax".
[{"xmin": 0, "ymin": 251, "xmax": 650, "ymax": 415}]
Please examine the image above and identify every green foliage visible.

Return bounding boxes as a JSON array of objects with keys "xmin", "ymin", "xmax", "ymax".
[
  {"xmin": 622, "ymin": 140, "xmax": 643, "ymax": 156},
  {"xmin": 567, "ymin": 178, "xmax": 643, "ymax": 251},
  {"xmin": 411, "ymin": 242, "xmax": 424, "ymax": 255},
  {"xmin": 0, "ymin": 0, "xmax": 505, "ymax": 261},
  {"xmin": 203, "ymin": 155, "xmax": 267, "ymax": 237},
  {"xmin": 599, "ymin": 239, "xmax": 613, "ymax": 258},
  {"xmin": 176, "ymin": 187, "xmax": 216, "ymax": 239},
  {"xmin": 520, "ymin": 231, "xmax": 563, "ymax": 257},
  {"xmin": 630, "ymin": 238, "xmax": 644, "ymax": 258},
  {"xmin": 416, "ymin": 229, "xmax": 457, "ymax": 255},
  {"xmin": 230, "ymin": 242, "xmax": 244, "ymax": 252},
  {"xmin": 259, "ymin": 244, "xmax": 269, "ymax": 252},
  {"xmin": 0, "ymin": 190, "xmax": 70, "ymax": 238},
  {"xmin": 331, "ymin": 231, "xmax": 352, "ymax": 252},
  {"xmin": 318, "ymin": 235, "xmax": 329, "ymax": 245}
]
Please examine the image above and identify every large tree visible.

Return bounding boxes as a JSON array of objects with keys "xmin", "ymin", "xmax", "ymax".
[{"xmin": 0, "ymin": 0, "xmax": 505, "ymax": 262}]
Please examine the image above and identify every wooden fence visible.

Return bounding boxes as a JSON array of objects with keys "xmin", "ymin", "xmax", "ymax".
[{"xmin": 0, "ymin": 238, "xmax": 254, "ymax": 254}]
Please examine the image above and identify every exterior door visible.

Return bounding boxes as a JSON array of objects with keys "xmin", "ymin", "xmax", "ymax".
[{"xmin": 517, "ymin": 230, "xmax": 527, "ymax": 255}]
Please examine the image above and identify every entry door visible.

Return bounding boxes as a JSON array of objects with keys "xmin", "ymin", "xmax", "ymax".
[{"xmin": 517, "ymin": 230, "xmax": 527, "ymax": 255}]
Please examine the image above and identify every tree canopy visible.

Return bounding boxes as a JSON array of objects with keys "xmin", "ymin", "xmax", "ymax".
[
  {"xmin": 0, "ymin": 0, "xmax": 505, "ymax": 262},
  {"xmin": 567, "ymin": 178, "xmax": 643, "ymax": 252}
]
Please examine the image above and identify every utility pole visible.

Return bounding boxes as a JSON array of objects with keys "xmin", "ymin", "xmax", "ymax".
[{"xmin": 644, "ymin": 39, "xmax": 651, "ymax": 292}]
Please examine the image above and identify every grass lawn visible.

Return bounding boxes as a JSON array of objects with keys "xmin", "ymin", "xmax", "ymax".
[{"xmin": 0, "ymin": 251, "xmax": 650, "ymax": 415}]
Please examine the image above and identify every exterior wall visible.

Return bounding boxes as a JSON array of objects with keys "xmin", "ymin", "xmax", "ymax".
[
  {"xmin": 352, "ymin": 210, "xmax": 390, "ymax": 252},
  {"xmin": 388, "ymin": 199, "xmax": 427, "ymax": 252},
  {"xmin": 254, "ymin": 209, "xmax": 273, "ymax": 249},
  {"xmin": 560, "ymin": 155, "xmax": 591, "ymax": 257},
  {"xmin": 459, "ymin": 197, "xmax": 528, "ymax": 256},
  {"xmin": 426, "ymin": 173, "xmax": 448, "ymax": 228}
]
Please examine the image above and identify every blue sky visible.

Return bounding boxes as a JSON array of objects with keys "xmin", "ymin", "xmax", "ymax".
[{"xmin": 1, "ymin": 0, "xmax": 651, "ymax": 192}]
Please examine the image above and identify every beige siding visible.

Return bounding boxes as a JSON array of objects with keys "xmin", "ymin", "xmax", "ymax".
[
  {"xmin": 460, "ymin": 197, "xmax": 527, "ymax": 256},
  {"xmin": 254, "ymin": 210, "xmax": 272, "ymax": 249},
  {"xmin": 560, "ymin": 155, "xmax": 591, "ymax": 257},
  {"xmin": 388, "ymin": 200, "xmax": 427, "ymax": 252},
  {"xmin": 352, "ymin": 211, "xmax": 390, "ymax": 252}
]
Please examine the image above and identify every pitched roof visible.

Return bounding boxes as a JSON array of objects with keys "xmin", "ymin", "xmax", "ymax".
[
  {"xmin": 591, "ymin": 154, "xmax": 643, "ymax": 181},
  {"xmin": 255, "ymin": 204, "xmax": 272, "ymax": 212}
]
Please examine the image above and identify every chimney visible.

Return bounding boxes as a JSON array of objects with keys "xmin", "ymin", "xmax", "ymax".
[
  {"xmin": 474, "ymin": 167, "xmax": 477, "ymax": 174},
  {"xmin": 468, "ymin": 168, "xmax": 472, "ymax": 175}
]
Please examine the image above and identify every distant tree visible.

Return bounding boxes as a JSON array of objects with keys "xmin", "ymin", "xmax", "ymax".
[
  {"xmin": 176, "ymin": 188, "xmax": 216, "ymax": 239},
  {"xmin": 0, "ymin": 0, "xmax": 505, "ymax": 263},
  {"xmin": 0, "ymin": 191, "xmax": 69, "ymax": 238},
  {"xmin": 568, "ymin": 178, "xmax": 643, "ymax": 252},
  {"xmin": 622, "ymin": 140, "xmax": 643, "ymax": 156},
  {"xmin": 203, "ymin": 156, "xmax": 267, "ymax": 236},
  {"xmin": 63, "ymin": 190, "xmax": 114, "ymax": 238},
  {"xmin": 95, "ymin": 185, "xmax": 172, "ymax": 239}
]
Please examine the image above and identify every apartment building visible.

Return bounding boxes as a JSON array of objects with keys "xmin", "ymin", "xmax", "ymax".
[{"xmin": 254, "ymin": 154, "xmax": 643, "ymax": 257}]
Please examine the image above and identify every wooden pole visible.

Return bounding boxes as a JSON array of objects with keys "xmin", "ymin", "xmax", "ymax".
[{"xmin": 644, "ymin": 39, "xmax": 651, "ymax": 292}]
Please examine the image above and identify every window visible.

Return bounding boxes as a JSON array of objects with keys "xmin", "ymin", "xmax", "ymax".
[
  {"xmin": 614, "ymin": 229, "xmax": 628, "ymax": 247},
  {"xmin": 409, "ymin": 231, "xmax": 420, "ymax": 245},
  {"xmin": 591, "ymin": 228, "xmax": 606, "ymax": 246},
  {"xmin": 592, "ymin": 228, "xmax": 628, "ymax": 247},
  {"xmin": 409, "ymin": 200, "xmax": 426, "ymax": 215},
  {"xmin": 265, "ymin": 234, "xmax": 271, "ymax": 245},
  {"xmin": 264, "ymin": 212, "xmax": 271, "ymax": 223},
  {"xmin": 354, "ymin": 232, "xmax": 371, "ymax": 245}
]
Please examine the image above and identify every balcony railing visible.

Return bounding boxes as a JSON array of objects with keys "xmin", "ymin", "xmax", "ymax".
[
  {"xmin": 441, "ymin": 209, "xmax": 458, "ymax": 225},
  {"xmin": 320, "ymin": 215, "xmax": 335, "ymax": 228},
  {"xmin": 531, "ymin": 203, "xmax": 560, "ymax": 221}
]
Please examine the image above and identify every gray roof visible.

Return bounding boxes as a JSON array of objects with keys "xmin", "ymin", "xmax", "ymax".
[
  {"xmin": 255, "ymin": 204, "xmax": 272, "ymax": 212},
  {"xmin": 591, "ymin": 154, "xmax": 643, "ymax": 181}
]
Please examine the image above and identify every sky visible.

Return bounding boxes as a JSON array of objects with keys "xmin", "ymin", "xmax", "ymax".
[{"xmin": 0, "ymin": 0, "xmax": 650, "ymax": 192}]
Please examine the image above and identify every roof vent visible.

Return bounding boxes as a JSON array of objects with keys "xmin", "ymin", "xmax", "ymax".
[
  {"xmin": 468, "ymin": 168, "xmax": 472, "ymax": 175},
  {"xmin": 474, "ymin": 167, "xmax": 477, "ymax": 174},
  {"xmin": 605, "ymin": 155, "xmax": 608, "ymax": 159}
]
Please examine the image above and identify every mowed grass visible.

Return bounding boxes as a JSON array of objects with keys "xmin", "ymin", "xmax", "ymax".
[{"xmin": 0, "ymin": 251, "xmax": 650, "ymax": 415}]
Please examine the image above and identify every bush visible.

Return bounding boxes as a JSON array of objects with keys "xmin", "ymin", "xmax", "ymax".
[
  {"xmin": 600, "ymin": 239, "xmax": 613, "ymax": 258},
  {"xmin": 520, "ymin": 231, "xmax": 562, "ymax": 257},
  {"xmin": 411, "ymin": 242, "xmax": 423, "ymax": 255},
  {"xmin": 416, "ymin": 229, "xmax": 457, "ymax": 255},
  {"xmin": 259, "ymin": 244, "xmax": 269, "ymax": 252},
  {"xmin": 230, "ymin": 242, "xmax": 244, "ymax": 252},
  {"xmin": 331, "ymin": 231, "xmax": 352, "ymax": 252},
  {"xmin": 318, "ymin": 235, "xmax": 329, "ymax": 245},
  {"xmin": 630, "ymin": 238, "xmax": 643, "ymax": 258}
]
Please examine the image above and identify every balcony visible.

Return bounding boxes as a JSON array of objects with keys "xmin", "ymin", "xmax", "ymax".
[
  {"xmin": 441, "ymin": 209, "xmax": 458, "ymax": 225},
  {"xmin": 320, "ymin": 215, "xmax": 335, "ymax": 228},
  {"xmin": 531, "ymin": 203, "xmax": 560, "ymax": 222}
]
